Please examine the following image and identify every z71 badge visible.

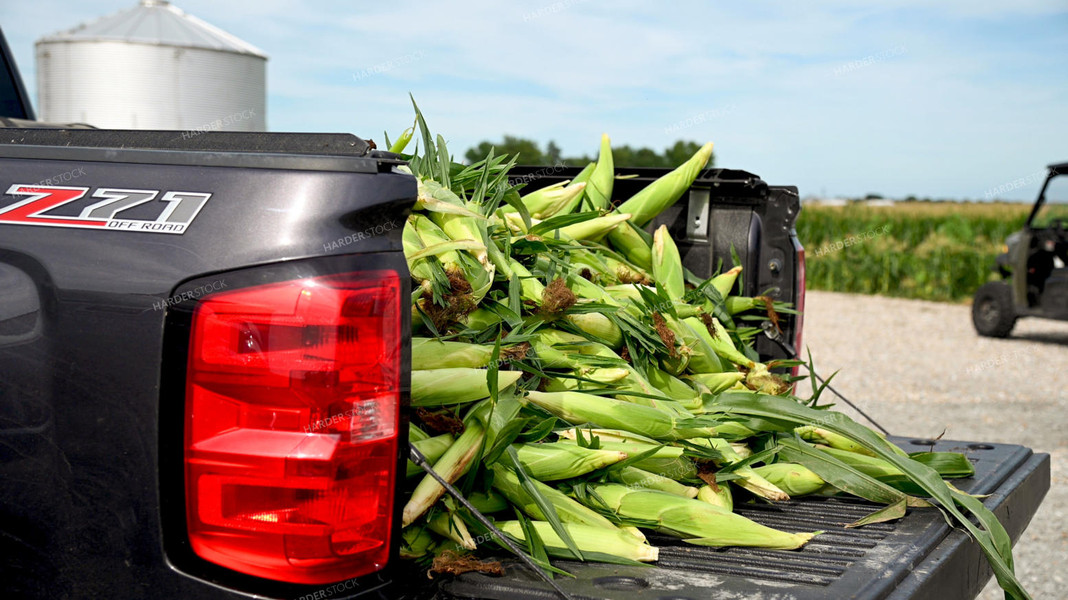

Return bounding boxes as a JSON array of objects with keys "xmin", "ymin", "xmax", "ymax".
[{"xmin": 0, "ymin": 185, "xmax": 211, "ymax": 235}]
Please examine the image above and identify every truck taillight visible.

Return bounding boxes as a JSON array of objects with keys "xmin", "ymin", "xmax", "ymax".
[
  {"xmin": 184, "ymin": 271, "xmax": 401, "ymax": 584},
  {"xmin": 793, "ymin": 244, "xmax": 806, "ymax": 364}
]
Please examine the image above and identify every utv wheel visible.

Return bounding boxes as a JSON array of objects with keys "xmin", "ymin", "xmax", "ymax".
[{"xmin": 972, "ymin": 281, "xmax": 1017, "ymax": 338}]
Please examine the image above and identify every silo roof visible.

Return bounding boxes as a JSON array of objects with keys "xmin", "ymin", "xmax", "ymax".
[{"xmin": 37, "ymin": 0, "xmax": 267, "ymax": 59}]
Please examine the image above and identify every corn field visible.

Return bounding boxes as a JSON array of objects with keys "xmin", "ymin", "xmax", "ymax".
[{"xmin": 797, "ymin": 202, "xmax": 1032, "ymax": 302}]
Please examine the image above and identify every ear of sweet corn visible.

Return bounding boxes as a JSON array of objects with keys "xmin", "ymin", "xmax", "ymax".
[
  {"xmin": 646, "ymin": 366, "xmax": 701, "ymax": 402},
  {"xmin": 524, "ymin": 390, "xmax": 678, "ymax": 439},
  {"xmin": 497, "ymin": 520, "xmax": 659, "ymax": 563},
  {"xmin": 519, "ymin": 181, "xmax": 589, "ymax": 219},
  {"xmin": 694, "ymin": 437, "xmax": 790, "ymax": 501},
  {"xmin": 566, "ymin": 312, "xmax": 624, "ymax": 349},
  {"xmin": 559, "ymin": 213, "xmax": 632, "ymax": 242},
  {"xmin": 555, "ymin": 438, "xmax": 698, "ymax": 481},
  {"xmin": 403, "ymin": 409, "xmax": 487, "ymax": 527},
  {"xmin": 467, "ymin": 490, "xmax": 510, "ymax": 514},
  {"xmin": 513, "ymin": 442, "xmax": 629, "ymax": 481},
  {"xmin": 609, "ymin": 466, "xmax": 700, "ymax": 498},
  {"xmin": 406, "ymin": 433, "xmax": 455, "ymax": 478},
  {"xmin": 652, "ymin": 224, "xmax": 685, "ymax": 298},
  {"xmin": 606, "ymin": 221, "xmax": 653, "ymax": 270},
  {"xmin": 412, "ymin": 338, "xmax": 495, "ymax": 370},
  {"xmin": 711, "ymin": 266, "xmax": 742, "ymax": 298},
  {"xmin": 560, "ymin": 162, "xmax": 596, "ymax": 215},
  {"xmin": 555, "ymin": 427, "xmax": 659, "ymax": 445},
  {"xmin": 612, "ymin": 142, "xmax": 714, "ymax": 228},
  {"xmin": 796, "ymin": 426, "xmax": 876, "ymax": 457},
  {"xmin": 689, "ymin": 372, "xmax": 746, "ymax": 394},
  {"xmin": 427, "ymin": 508, "xmax": 476, "ymax": 550},
  {"xmin": 697, "ymin": 483, "xmax": 734, "ymax": 511},
  {"xmin": 586, "ymin": 483, "xmax": 816, "ymax": 550},
  {"xmin": 753, "ymin": 463, "xmax": 827, "ymax": 497},
  {"xmin": 411, "ymin": 368, "xmax": 523, "ymax": 407},
  {"xmin": 489, "ymin": 463, "xmax": 620, "ymax": 531},
  {"xmin": 586, "ymin": 134, "xmax": 615, "ymax": 210},
  {"xmin": 400, "ymin": 525, "xmax": 436, "ymax": 559}
]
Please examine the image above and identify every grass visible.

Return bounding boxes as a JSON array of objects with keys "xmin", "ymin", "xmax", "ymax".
[{"xmin": 797, "ymin": 201, "xmax": 1032, "ymax": 302}]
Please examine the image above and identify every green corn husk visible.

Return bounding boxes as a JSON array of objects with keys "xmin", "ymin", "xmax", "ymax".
[
  {"xmin": 745, "ymin": 363, "xmax": 791, "ymax": 396},
  {"xmin": 431, "ymin": 210, "xmax": 489, "ymax": 265},
  {"xmin": 646, "ymin": 366, "xmax": 700, "ymax": 402},
  {"xmin": 509, "ymin": 258, "xmax": 547, "ymax": 303},
  {"xmin": 689, "ymin": 372, "xmax": 746, "ymax": 394},
  {"xmin": 566, "ymin": 312, "xmax": 624, "ymax": 348},
  {"xmin": 489, "ymin": 464, "xmax": 620, "ymax": 531},
  {"xmin": 462, "ymin": 307, "xmax": 503, "ymax": 331},
  {"xmin": 711, "ymin": 266, "xmax": 741, "ymax": 298},
  {"xmin": 523, "ymin": 390, "xmax": 682, "ymax": 440},
  {"xmin": 753, "ymin": 463, "xmax": 827, "ymax": 497},
  {"xmin": 652, "ymin": 224, "xmax": 685, "ymax": 298},
  {"xmin": 695, "ymin": 437, "xmax": 791, "ymax": 501},
  {"xmin": 559, "ymin": 213, "xmax": 632, "ymax": 242},
  {"xmin": 400, "ymin": 525, "xmax": 436, "ymax": 559},
  {"xmin": 586, "ymin": 134, "xmax": 615, "ymax": 210},
  {"xmin": 610, "ymin": 466, "xmax": 700, "ymax": 498},
  {"xmin": 403, "ymin": 405, "xmax": 488, "ymax": 526},
  {"xmin": 560, "ymin": 162, "xmax": 596, "ymax": 215},
  {"xmin": 797, "ymin": 426, "xmax": 878, "ymax": 457},
  {"xmin": 555, "ymin": 438, "xmax": 698, "ymax": 481},
  {"xmin": 409, "ymin": 422, "xmax": 430, "ymax": 443},
  {"xmin": 585, "ymin": 483, "xmax": 817, "ymax": 550},
  {"xmin": 555, "ymin": 427, "xmax": 659, "ymax": 445},
  {"xmin": 411, "ymin": 368, "xmax": 523, "ymax": 407},
  {"xmin": 612, "ymin": 142, "xmax": 714, "ymax": 228},
  {"xmin": 467, "ymin": 490, "xmax": 510, "ymax": 514},
  {"xmin": 521, "ymin": 181, "xmax": 588, "ymax": 219},
  {"xmin": 696, "ymin": 483, "xmax": 734, "ymax": 510},
  {"xmin": 514, "ymin": 442, "xmax": 629, "ymax": 481},
  {"xmin": 412, "ymin": 338, "xmax": 495, "ymax": 369},
  {"xmin": 725, "ymin": 295, "xmax": 769, "ymax": 315},
  {"xmin": 701, "ymin": 316, "xmax": 757, "ymax": 370},
  {"xmin": 607, "ymin": 221, "xmax": 653, "ymax": 270},
  {"xmin": 407, "ymin": 433, "xmax": 455, "ymax": 477},
  {"xmin": 497, "ymin": 520, "xmax": 659, "ymax": 563},
  {"xmin": 411, "ymin": 213, "xmax": 462, "ymax": 269},
  {"xmin": 427, "ymin": 508, "xmax": 476, "ymax": 550}
]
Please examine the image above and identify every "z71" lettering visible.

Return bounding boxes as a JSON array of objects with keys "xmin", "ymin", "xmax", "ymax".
[{"xmin": 0, "ymin": 185, "xmax": 212, "ymax": 235}]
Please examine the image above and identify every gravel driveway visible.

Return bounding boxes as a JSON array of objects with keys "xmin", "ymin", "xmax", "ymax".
[{"xmin": 803, "ymin": 291, "xmax": 1065, "ymax": 599}]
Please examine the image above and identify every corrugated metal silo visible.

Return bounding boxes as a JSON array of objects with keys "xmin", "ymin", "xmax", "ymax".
[{"xmin": 35, "ymin": 0, "xmax": 267, "ymax": 131}]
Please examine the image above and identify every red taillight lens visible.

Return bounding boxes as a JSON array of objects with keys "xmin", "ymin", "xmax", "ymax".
[
  {"xmin": 793, "ymin": 244, "xmax": 806, "ymax": 371},
  {"xmin": 184, "ymin": 271, "xmax": 401, "ymax": 584}
]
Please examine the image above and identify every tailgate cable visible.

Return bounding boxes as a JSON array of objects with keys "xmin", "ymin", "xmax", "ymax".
[
  {"xmin": 761, "ymin": 321, "xmax": 891, "ymax": 436},
  {"xmin": 409, "ymin": 446, "xmax": 576, "ymax": 600}
]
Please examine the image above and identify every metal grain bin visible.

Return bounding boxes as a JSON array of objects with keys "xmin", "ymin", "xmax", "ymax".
[{"xmin": 35, "ymin": 0, "xmax": 267, "ymax": 132}]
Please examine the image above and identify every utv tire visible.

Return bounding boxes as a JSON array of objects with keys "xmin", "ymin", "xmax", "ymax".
[{"xmin": 972, "ymin": 281, "xmax": 1017, "ymax": 338}]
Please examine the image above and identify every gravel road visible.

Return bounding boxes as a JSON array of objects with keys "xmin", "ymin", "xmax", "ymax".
[{"xmin": 803, "ymin": 291, "xmax": 1066, "ymax": 599}]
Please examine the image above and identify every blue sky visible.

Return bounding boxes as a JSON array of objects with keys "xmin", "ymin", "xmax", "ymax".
[{"xmin": 2, "ymin": 0, "xmax": 1066, "ymax": 201}]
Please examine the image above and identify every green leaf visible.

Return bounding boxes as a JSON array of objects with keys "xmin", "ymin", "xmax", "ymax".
[{"xmin": 708, "ymin": 392, "xmax": 1030, "ymax": 600}]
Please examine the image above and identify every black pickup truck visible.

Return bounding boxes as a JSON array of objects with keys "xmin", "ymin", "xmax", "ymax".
[{"xmin": 0, "ymin": 28, "xmax": 1049, "ymax": 600}]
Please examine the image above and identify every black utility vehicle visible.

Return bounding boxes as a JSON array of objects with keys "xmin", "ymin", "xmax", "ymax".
[
  {"xmin": 973, "ymin": 162, "xmax": 1068, "ymax": 337},
  {"xmin": 0, "ymin": 26, "xmax": 1049, "ymax": 600}
]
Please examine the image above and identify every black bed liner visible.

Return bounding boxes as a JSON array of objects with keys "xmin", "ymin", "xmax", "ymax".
[{"xmin": 425, "ymin": 437, "xmax": 1048, "ymax": 600}]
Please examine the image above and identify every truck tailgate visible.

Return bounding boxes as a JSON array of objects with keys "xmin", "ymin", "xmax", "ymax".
[{"xmin": 419, "ymin": 437, "xmax": 1049, "ymax": 600}]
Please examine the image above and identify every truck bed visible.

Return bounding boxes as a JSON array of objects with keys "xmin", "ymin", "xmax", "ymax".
[{"xmin": 412, "ymin": 438, "xmax": 1048, "ymax": 600}]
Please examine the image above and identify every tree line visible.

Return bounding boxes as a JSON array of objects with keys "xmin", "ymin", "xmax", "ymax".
[{"xmin": 464, "ymin": 136, "xmax": 715, "ymax": 169}]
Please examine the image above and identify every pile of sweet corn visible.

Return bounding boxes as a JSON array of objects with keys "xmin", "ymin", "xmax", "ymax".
[{"xmin": 393, "ymin": 103, "xmax": 1029, "ymax": 599}]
